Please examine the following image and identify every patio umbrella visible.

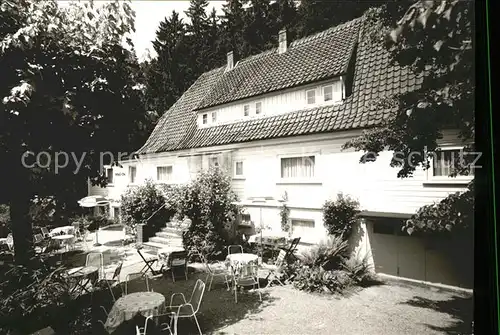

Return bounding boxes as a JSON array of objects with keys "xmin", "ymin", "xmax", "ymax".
[{"xmin": 77, "ymin": 195, "xmax": 110, "ymax": 246}]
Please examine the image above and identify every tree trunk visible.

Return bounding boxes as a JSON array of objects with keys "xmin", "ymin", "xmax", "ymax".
[{"xmin": 9, "ymin": 147, "xmax": 35, "ymax": 265}]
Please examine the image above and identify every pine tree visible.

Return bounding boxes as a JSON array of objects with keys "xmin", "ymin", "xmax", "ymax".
[
  {"xmin": 221, "ymin": 0, "xmax": 249, "ymax": 59},
  {"xmin": 244, "ymin": 0, "xmax": 275, "ymax": 54}
]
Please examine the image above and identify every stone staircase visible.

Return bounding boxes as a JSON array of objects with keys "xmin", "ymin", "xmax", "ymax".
[{"xmin": 142, "ymin": 221, "xmax": 188, "ymax": 254}]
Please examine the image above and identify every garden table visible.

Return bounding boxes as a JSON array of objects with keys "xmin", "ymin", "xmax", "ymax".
[
  {"xmin": 225, "ymin": 253, "xmax": 259, "ymax": 277},
  {"xmin": 51, "ymin": 234, "xmax": 75, "ymax": 251},
  {"xmin": 158, "ymin": 246, "xmax": 185, "ymax": 268},
  {"xmin": 104, "ymin": 291, "xmax": 165, "ymax": 334},
  {"xmin": 67, "ymin": 265, "xmax": 98, "ymax": 296},
  {"xmin": 49, "ymin": 226, "xmax": 75, "ymax": 237}
]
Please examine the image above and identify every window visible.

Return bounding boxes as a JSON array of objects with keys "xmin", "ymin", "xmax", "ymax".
[
  {"xmin": 255, "ymin": 102, "xmax": 262, "ymax": 115},
  {"xmin": 281, "ymin": 156, "xmax": 315, "ymax": 179},
  {"xmin": 157, "ymin": 166, "xmax": 173, "ymax": 182},
  {"xmin": 430, "ymin": 148, "xmax": 475, "ymax": 178},
  {"xmin": 202, "ymin": 114, "xmax": 208, "ymax": 124},
  {"xmin": 106, "ymin": 168, "xmax": 114, "ymax": 184},
  {"xmin": 234, "ymin": 161, "xmax": 244, "ymax": 177},
  {"xmin": 243, "ymin": 105, "xmax": 250, "ymax": 116},
  {"xmin": 323, "ymin": 85, "xmax": 333, "ymax": 101},
  {"xmin": 128, "ymin": 166, "xmax": 136, "ymax": 184},
  {"xmin": 306, "ymin": 90, "xmax": 315, "ymax": 104},
  {"xmin": 291, "ymin": 219, "xmax": 315, "ymax": 236},
  {"xmin": 210, "ymin": 156, "xmax": 220, "ymax": 168},
  {"xmin": 211, "ymin": 112, "xmax": 217, "ymax": 123}
]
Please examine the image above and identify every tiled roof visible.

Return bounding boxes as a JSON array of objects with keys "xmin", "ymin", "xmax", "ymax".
[
  {"xmin": 137, "ymin": 16, "xmax": 424, "ymax": 155},
  {"xmin": 195, "ymin": 18, "xmax": 362, "ymax": 110}
]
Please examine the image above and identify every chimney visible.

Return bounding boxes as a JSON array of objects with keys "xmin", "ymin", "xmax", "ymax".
[
  {"xmin": 226, "ymin": 51, "xmax": 234, "ymax": 71},
  {"xmin": 278, "ymin": 29, "xmax": 287, "ymax": 54}
]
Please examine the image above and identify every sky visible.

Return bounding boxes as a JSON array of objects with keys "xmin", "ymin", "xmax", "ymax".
[{"xmin": 130, "ymin": 1, "xmax": 224, "ymax": 60}]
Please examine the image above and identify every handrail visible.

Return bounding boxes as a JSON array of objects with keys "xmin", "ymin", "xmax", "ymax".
[{"xmin": 145, "ymin": 203, "xmax": 168, "ymax": 224}]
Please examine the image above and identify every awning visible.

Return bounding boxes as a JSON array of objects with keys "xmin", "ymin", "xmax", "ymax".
[{"xmin": 78, "ymin": 195, "xmax": 110, "ymax": 208}]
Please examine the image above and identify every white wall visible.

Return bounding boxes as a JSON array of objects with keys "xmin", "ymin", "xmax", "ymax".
[
  {"xmin": 196, "ymin": 78, "xmax": 344, "ymax": 128},
  {"xmin": 91, "ymin": 130, "xmax": 471, "ymax": 244}
]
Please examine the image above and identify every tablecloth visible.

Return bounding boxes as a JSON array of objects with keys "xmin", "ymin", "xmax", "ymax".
[
  {"xmin": 104, "ymin": 291, "xmax": 165, "ymax": 333},
  {"xmin": 49, "ymin": 226, "xmax": 75, "ymax": 236}
]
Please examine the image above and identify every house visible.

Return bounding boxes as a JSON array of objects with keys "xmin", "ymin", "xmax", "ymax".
[{"xmin": 90, "ymin": 16, "xmax": 473, "ymax": 288}]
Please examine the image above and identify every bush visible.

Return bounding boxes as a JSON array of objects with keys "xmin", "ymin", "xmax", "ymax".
[
  {"xmin": 299, "ymin": 235, "xmax": 349, "ymax": 270},
  {"xmin": 288, "ymin": 240, "xmax": 379, "ymax": 295},
  {"xmin": 121, "ymin": 179, "xmax": 175, "ymax": 234},
  {"xmin": 404, "ymin": 181, "xmax": 473, "ymax": 236},
  {"xmin": 174, "ymin": 168, "xmax": 240, "ymax": 260},
  {"xmin": 0, "ymin": 256, "xmax": 73, "ymax": 333},
  {"xmin": 0, "ymin": 204, "xmax": 9, "ymax": 236},
  {"xmin": 323, "ymin": 193, "xmax": 361, "ymax": 241}
]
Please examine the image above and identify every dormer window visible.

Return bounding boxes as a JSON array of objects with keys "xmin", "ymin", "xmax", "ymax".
[
  {"xmin": 306, "ymin": 90, "xmax": 315, "ymax": 104},
  {"xmin": 212, "ymin": 112, "xmax": 217, "ymax": 123},
  {"xmin": 243, "ymin": 105, "xmax": 250, "ymax": 117},
  {"xmin": 202, "ymin": 113, "xmax": 208, "ymax": 124},
  {"xmin": 255, "ymin": 102, "xmax": 262, "ymax": 115},
  {"xmin": 323, "ymin": 85, "xmax": 333, "ymax": 102}
]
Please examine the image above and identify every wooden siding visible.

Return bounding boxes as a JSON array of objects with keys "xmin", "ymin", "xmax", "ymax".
[
  {"xmin": 93, "ymin": 129, "xmax": 470, "ymax": 243},
  {"xmin": 197, "ymin": 78, "xmax": 343, "ymax": 128}
]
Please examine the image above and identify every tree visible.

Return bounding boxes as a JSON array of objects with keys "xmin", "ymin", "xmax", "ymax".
[
  {"xmin": 221, "ymin": 0, "xmax": 249, "ymax": 59},
  {"xmin": 295, "ymin": 0, "xmax": 374, "ymax": 38},
  {"xmin": 244, "ymin": 0, "xmax": 275, "ymax": 54},
  {"xmin": 146, "ymin": 10, "xmax": 191, "ymax": 115},
  {"xmin": 0, "ymin": 0, "xmax": 149, "ymax": 264},
  {"xmin": 344, "ymin": 1, "xmax": 474, "ymax": 178}
]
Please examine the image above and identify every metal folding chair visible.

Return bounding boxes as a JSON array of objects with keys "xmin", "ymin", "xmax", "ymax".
[{"xmin": 137, "ymin": 248, "xmax": 161, "ymax": 277}]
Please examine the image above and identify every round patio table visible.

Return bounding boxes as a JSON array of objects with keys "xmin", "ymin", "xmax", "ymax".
[
  {"xmin": 225, "ymin": 253, "xmax": 259, "ymax": 277},
  {"xmin": 51, "ymin": 234, "xmax": 75, "ymax": 251},
  {"xmin": 104, "ymin": 291, "xmax": 165, "ymax": 333},
  {"xmin": 49, "ymin": 226, "xmax": 74, "ymax": 236}
]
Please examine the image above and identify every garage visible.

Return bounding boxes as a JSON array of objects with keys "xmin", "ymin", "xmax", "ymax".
[{"xmin": 366, "ymin": 217, "xmax": 472, "ymax": 288}]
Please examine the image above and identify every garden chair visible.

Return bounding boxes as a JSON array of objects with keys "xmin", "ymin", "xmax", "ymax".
[
  {"xmin": 264, "ymin": 249, "xmax": 288, "ymax": 287},
  {"xmin": 232, "ymin": 263, "xmax": 262, "ymax": 303},
  {"xmin": 86, "ymin": 252, "xmax": 104, "ymax": 280},
  {"xmin": 199, "ymin": 252, "xmax": 231, "ymax": 291},
  {"xmin": 41, "ymin": 227, "xmax": 50, "ymax": 239},
  {"xmin": 137, "ymin": 247, "xmax": 161, "ymax": 277},
  {"xmin": 164, "ymin": 250, "xmax": 188, "ymax": 282},
  {"xmin": 280, "ymin": 237, "xmax": 301, "ymax": 260},
  {"xmin": 125, "ymin": 272, "xmax": 150, "ymax": 294},
  {"xmin": 34, "ymin": 233, "xmax": 44, "ymax": 244},
  {"xmin": 167, "ymin": 279, "xmax": 206, "ymax": 335},
  {"xmin": 137, "ymin": 313, "xmax": 176, "ymax": 335},
  {"xmin": 99, "ymin": 262, "xmax": 123, "ymax": 302},
  {"xmin": 227, "ymin": 245, "xmax": 243, "ymax": 255}
]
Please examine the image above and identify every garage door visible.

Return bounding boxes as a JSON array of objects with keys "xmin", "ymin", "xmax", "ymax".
[{"xmin": 368, "ymin": 218, "xmax": 469, "ymax": 287}]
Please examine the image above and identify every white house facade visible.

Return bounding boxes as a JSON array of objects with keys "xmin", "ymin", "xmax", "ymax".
[{"xmin": 89, "ymin": 17, "xmax": 472, "ymax": 288}]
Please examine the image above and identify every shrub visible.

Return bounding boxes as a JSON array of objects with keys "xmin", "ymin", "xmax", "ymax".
[
  {"xmin": 403, "ymin": 181, "xmax": 473, "ymax": 236},
  {"xmin": 0, "ymin": 204, "xmax": 9, "ymax": 236},
  {"xmin": 299, "ymin": 235, "xmax": 349, "ymax": 270},
  {"xmin": 175, "ymin": 168, "xmax": 240, "ymax": 260},
  {"xmin": 279, "ymin": 191, "xmax": 290, "ymax": 235},
  {"xmin": 121, "ymin": 179, "xmax": 175, "ymax": 233},
  {"xmin": 342, "ymin": 254, "xmax": 379, "ymax": 286},
  {"xmin": 323, "ymin": 193, "xmax": 361, "ymax": 241},
  {"xmin": 29, "ymin": 196, "xmax": 57, "ymax": 227},
  {"xmin": 0, "ymin": 256, "xmax": 72, "ymax": 333}
]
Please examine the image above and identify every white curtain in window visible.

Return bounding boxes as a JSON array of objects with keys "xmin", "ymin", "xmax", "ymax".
[
  {"xmin": 157, "ymin": 166, "xmax": 172, "ymax": 181},
  {"xmin": 281, "ymin": 156, "xmax": 315, "ymax": 178}
]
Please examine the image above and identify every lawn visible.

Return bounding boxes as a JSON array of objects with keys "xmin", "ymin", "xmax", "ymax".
[{"xmin": 111, "ymin": 260, "xmax": 473, "ymax": 335}]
